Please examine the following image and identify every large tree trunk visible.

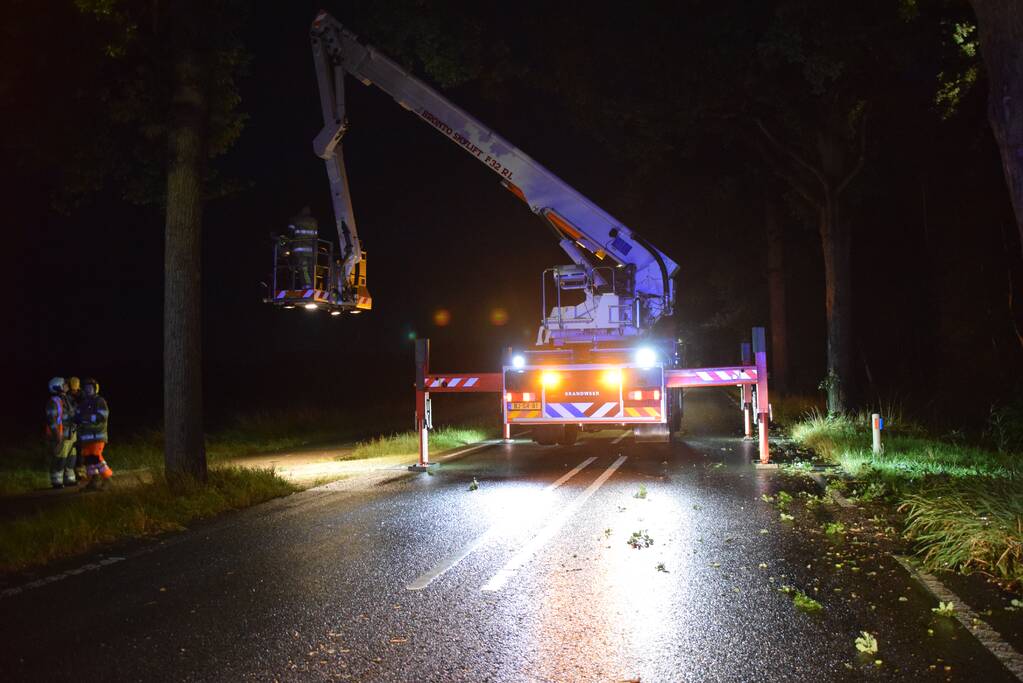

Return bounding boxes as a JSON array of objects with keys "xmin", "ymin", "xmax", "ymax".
[
  {"xmin": 765, "ymin": 198, "xmax": 789, "ymax": 393},
  {"xmin": 971, "ymin": 0, "xmax": 1023, "ymax": 256},
  {"xmin": 164, "ymin": 44, "xmax": 208, "ymax": 485},
  {"xmin": 819, "ymin": 199, "xmax": 853, "ymax": 414}
]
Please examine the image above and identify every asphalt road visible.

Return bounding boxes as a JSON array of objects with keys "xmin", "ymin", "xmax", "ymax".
[{"xmin": 1, "ymin": 393, "xmax": 1016, "ymax": 682}]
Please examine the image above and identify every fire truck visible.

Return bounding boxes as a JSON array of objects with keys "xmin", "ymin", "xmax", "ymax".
[{"xmin": 268, "ymin": 12, "xmax": 770, "ymax": 461}]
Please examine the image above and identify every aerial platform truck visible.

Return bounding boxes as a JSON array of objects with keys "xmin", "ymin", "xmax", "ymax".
[{"xmin": 267, "ymin": 11, "xmax": 771, "ymax": 466}]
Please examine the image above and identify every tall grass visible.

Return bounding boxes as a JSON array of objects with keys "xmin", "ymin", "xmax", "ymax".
[
  {"xmin": 770, "ymin": 394, "xmax": 826, "ymax": 427},
  {"xmin": 789, "ymin": 406, "xmax": 1023, "ymax": 586},
  {"xmin": 0, "ymin": 467, "xmax": 297, "ymax": 573},
  {"xmin": 790, "ymin": 409, "xmax": 1018, "ymax": 482},
  {"xmin": 346, "ymin": 425, "xmax": 493, "ymax": 460},
  {"xmin": 900, "ymin": 481, "xmax": 1023, "ymax": 585}
]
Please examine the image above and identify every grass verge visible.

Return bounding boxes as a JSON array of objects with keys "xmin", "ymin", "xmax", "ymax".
[
  {"xmin": 344, "ymin": 425, "xmax": 494, "ymax": 460},
  {"xmin": 0, "ymin": 467, "xmax": 297, "ymax": 574},
  {"xmin": 0, "ymin": 406, "xmax": 404, "ymax": 496},
  {"xmin": 900, "ymin": 480, "xmax": 1023, "ymax": 584},
  {"xmin": 789, "ymin": 408, "xmax": 1023, "ymax": 587}
]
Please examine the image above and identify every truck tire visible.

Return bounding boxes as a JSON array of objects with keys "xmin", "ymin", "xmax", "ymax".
[
  {"xmin": 668, "ymin": 387, "xmax": 684, "ymax": 434},
  {"xmin": 557, "ymin": 424, "xmax": 579, "ymax": 446},
  {"xmin": 533, "ymin": 425, "xmax": 561, "ymax": 446}
]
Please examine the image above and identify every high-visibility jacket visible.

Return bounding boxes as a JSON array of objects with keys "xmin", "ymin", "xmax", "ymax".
[
  {"xmin": 45, "ymin": 395, "xmax": 74, "ymax": 440},
  {"xmin": 77, "ymin": 395, "xmax": 109, "ymax": 443}
]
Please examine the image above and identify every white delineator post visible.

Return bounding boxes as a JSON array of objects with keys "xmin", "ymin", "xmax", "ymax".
[{"xmin": 871, "ymin": 413, "xmax": 883, "ymax": 454}]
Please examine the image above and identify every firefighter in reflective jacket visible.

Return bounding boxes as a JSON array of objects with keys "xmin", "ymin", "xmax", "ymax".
[
  {"xmin": 44, "ymin": 377, "xmax": 77, "ymax": 488},
  {"xmin": 76, "ymin": 378, "xmax": 113, "ymax": 489},
  {"xmin": 287, "ymin": 207, "xmax": 319, "ymax": 289}
]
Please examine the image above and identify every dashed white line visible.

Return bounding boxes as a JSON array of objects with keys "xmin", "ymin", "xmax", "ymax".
[
  {"xmin": 481, "ymin": 455, "xmax": 627, "ymax": 592},
  {"xmin": 611, "ymin": 430, "xmax": 632, "ymax": 445},
  {"xmin": 1, "ymin": 556, "xmax": 125, "ymax": 600},
  {"xmin": 406, "ymin": 457, "xmax": 598, "ymax": 590}
]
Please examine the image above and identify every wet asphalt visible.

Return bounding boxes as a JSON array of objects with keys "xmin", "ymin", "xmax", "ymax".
[{"xmin": 1, "ymin": 393, "xmax": 1018, "ymax": 682}]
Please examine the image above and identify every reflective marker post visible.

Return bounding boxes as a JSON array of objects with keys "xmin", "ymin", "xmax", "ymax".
[{"xmin": 872, "ymin": 413, "xmax": 883, "ymax": 454}]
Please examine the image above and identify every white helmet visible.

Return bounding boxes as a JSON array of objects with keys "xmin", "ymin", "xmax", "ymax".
[{"xmin": 48, "ymin": 377, "xmax": 67, "ymax": 394}]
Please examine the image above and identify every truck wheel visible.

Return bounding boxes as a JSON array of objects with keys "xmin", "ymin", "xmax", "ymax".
[
  {"xmin": 557, "ymin": 424, "xmax": 579, "ymax": 446},
  {"xmin": 668, "ymin": 388, "xmax": 684, "ymax": 433},
  {"xmin": 532, "ymin": 425, "xmax": 561, "ymax": 446}
]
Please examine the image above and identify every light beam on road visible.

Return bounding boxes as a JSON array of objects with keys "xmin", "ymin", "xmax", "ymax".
[{"xmin": 481, "ymin": 455, "xmax": 627, "ymax": 592}]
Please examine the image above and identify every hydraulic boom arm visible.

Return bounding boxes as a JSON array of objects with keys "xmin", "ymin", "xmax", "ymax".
[{"xmin": 310, "ymin": 11, "xmax": 679, "ymax": 339}]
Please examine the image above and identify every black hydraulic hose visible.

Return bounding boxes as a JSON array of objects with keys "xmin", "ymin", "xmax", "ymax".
[{"xmin": 630, "ymin": 231, "xmax": 671, "ymax": 317}]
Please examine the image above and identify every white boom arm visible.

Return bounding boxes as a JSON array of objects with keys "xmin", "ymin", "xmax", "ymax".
[{"xmin": 310, "ymin": 11, "xmax": 679, "ymax": 340}]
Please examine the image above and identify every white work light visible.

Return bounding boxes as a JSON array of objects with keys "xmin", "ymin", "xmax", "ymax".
[
  {"xmin": 512, "ymin": 354, "xmax": 526, "ymax": 370},
  {"xmin": 635, "ymin": 346, "xmax": 657, "ymax": 368},
  {"xmin": 304, "ymin": 303, "xmax": 318, "ymax": 310}
]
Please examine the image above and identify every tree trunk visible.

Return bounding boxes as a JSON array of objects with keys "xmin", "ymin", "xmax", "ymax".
[
  {"xmin": 164, "ymin": 44, "xmax": 208, "ymax": 485},
  {"xmin": 765, "ymin": 198, "xmax": 789, "ymax": 393},
  {"xmin": 819, "ymin": 199, "xmax": 853, "ymax": 414},
  {"xmin": 971, "ymin": 0, "xmax": 1023, "ymax": 256}
]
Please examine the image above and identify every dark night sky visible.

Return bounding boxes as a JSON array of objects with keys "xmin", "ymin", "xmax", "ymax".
[{"xmin": 7, "ymin": 1, "xmax": 1021, "ymax": 438}]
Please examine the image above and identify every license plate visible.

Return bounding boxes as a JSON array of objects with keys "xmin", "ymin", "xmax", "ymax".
[{"xmin": 509, "ymin": 402, "xmax": 540, "ymax": 410}]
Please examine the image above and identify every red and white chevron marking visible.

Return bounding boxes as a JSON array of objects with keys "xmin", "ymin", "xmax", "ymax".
[
  {"xmin": 665, "ymin": 366, "xmax": 758, "ymax": 388},
  {"xmin": 544, "ymin": 402, "xmax": 622, "ymax": 419},
  {"xmin": 275, "ymin": 289, "xmax": 330, "ymax": 301},
  {"xmin": 426, "ymin": 377, "xmax": 480, "ymax": 389},
  {"xmin": 422, "ymin": 373, "xmax": 502, "ymax": 393}
]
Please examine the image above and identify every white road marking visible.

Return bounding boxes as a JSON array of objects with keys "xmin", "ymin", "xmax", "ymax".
[
  {"xmin": 436, "ymin": 440, "xmax": 499, "ymax": 462},
  {"xmin": 611, "ymin": 430, "xmax": 632, "ymax": 445},
  {"xmin": 895, "ymin": 555, "xmax": 1023, "ymax": 680},
  {"xmin": 406, "ymin": 457, "xmax": 598, "ymax": 590},
  {"xmin": 481, "ymin": 455, "xmax": 627, "ymax": 592},
  {"xmin": 1, "ymin": 556, "xmax": 125, "ymax": 600}
]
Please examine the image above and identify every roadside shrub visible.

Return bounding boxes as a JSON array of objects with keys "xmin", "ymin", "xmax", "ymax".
[
  {"xmin": 987, "ymin": 400, "xmax": 1023, "ymax": 454},
  {"xmin": 345, "ymin": 425, "xmax": 492, "ymax": 460},
  {"xmin": 900, "ymin": 480, "xmax": 1023, "ymax": 586}
]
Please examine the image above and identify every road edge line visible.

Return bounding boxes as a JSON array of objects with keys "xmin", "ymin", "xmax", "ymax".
[{"xmin": 893, "ymin": 554, "xmax": 1023, "ymax": 680}]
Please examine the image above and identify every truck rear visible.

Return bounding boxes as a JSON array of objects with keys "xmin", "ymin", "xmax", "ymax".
[{"xmin": 504, "ymin": 348, "xmax": 680, "ymax": 444}]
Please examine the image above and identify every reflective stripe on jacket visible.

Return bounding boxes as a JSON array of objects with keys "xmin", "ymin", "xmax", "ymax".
[
  {"xmin": 77, "ymin": 395, "xmax": 109, "ymax": 443},
  {"xmin": 45, "ymin": 396, "xmax": 63, "ymax": 439}
]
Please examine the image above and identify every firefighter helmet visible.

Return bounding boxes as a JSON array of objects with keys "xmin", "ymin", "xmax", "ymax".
[
  {"xmin": 82, "ymin": 378, "xmax": 99, "ymax": 395},
  {"xmin": 48, "ymin": 377, "xmax": 67, "ymax": 394},
  {"xmin": 68, "ymin": 376, "xmax": 81, "ymax": 392}
]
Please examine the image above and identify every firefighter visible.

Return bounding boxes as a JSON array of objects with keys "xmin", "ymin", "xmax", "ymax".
[
  {"xmin": 287, "ymin": 207, "xmax": 319, "ymax": 289},
  {"xmin": 66, "ymin": 376, "xmax": 85, "ymax": 480},
  {"xmin": 44, "ymin": 377, "xmax": 77, "ymax": 489},
  {"xmin": 76, "ymin": 378, "xmax": 113, "ymax": 490}
]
